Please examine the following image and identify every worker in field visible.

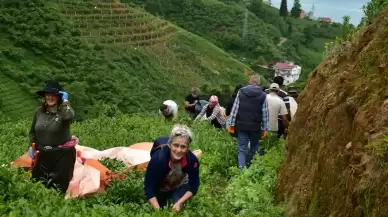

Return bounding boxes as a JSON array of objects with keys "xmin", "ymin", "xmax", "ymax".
[
  {"xmin": 194, "ymin": 95, "xmax": 226, "ymax": 129},
  {"xmin": 266, "ymin": 83, "xmax": 289, "ymax": 138},
  {"xmin": 184, "ymin": 87, "xmax": 201, "ymax": 119},
  {"xmin": 225, "ymin": 84, "xmax": 243, "ymax": 117},
  {"xmin": 265, "ymin": 76, "xmax": 291, "ymax": 138},
  {"xmin": 144, "ymin": 124, "xmax": 200, "ymax": 213},
  {"xmin": 287, "ymin": 87, "xmax": 299, "ymax": 101},
  {"xmin": 28, "ymin": 80, "xmax": 76, "ymax": 193},
  {"xmin": 227, "ymin": 75, "xmax": 270, "ymax": 170},
  {"xmin": 159, "ymin": 100, "xmax": 178, "ymax": 121},
  {"xmin": 225, "ymin": 84, "xmax": 243, "ymax": 137}
]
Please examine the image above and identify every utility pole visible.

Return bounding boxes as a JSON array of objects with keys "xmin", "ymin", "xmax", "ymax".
[{"xmin": 311, "ymin": 0, "xmax": 315, "ymax": 19}]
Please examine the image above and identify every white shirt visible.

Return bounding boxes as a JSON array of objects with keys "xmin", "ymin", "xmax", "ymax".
[
  {"xmin": 289, "ymin": 97, "xmax": 298, "ymax": 119},
  {"xmin": 267, "ymin": 93, "xmax": 288, "ymax": 131},
  {"xmin": 158, "ymin": 100, "xmax": 178, "ymax": 116}
]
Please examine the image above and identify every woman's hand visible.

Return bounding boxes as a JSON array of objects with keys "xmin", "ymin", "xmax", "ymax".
[
  {"xmin": 172, "ymin": 192, "xmax": 192, "ymax": 213},
  {"xmin": 148, "ymin": 197, "xmax": 160, "ymax": 209},
  {"xmin": 172, "ymin": 202, "xmax": 183, "ymax": 213},
  {"xmin": 29, "ymin": 146, "xmax": 36, "ymax": 159},
  {"xmin": 59, "ymin": 91, "xmax": 69, "ymax": 101}
]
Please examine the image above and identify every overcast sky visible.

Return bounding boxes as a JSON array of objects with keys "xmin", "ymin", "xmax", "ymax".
[{"xmin": 270, "ymin": 0, "xmax": 369, "ymax": 25}]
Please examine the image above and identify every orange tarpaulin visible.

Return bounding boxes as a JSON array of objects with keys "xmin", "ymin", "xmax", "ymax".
[{"xmin": 10, "ymin": 140, "xmax": 203, "ymax": 199}]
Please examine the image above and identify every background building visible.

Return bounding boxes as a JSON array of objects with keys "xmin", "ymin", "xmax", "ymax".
[{"xmin": 272, "ymin": 62, "xmax": 302, "ymax": 85}]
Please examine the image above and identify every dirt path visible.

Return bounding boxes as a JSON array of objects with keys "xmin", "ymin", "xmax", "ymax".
[
  {"xmin": 256, "ymin": 64, "xmax": 270, "ymax": 69},
  {"xmin": 277, "ymin": 37, "xmax": 287, "ymax": 46}
]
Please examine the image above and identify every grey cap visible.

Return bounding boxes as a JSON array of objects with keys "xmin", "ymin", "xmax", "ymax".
[{"xmin": 269, "ymin": 83, "xmax": 280, "ymax": 91}]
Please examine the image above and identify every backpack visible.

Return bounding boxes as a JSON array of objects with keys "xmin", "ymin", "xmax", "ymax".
[{"xmin": 150, "ymin": 137, "xmax": 170, "ymax": 157}]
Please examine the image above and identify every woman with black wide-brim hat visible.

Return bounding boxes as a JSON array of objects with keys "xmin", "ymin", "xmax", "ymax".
[{"xmin": 28, "ymin": 80, "xmax": 76, "ymax": 193}]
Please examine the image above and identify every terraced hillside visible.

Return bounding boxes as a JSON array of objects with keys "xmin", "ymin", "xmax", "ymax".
[
  {"xmin": 0, "ymin": 0, "xmax": 255, "ymax": 121},
  {"xmin": 60, "ymin": 1, "xmax": 176, "ymax": 46},
  {"xmin": 0, "ymin": 73, "xmax": 38, "ymax": 121}
]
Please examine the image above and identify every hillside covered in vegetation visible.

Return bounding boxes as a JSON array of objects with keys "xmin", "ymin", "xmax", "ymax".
[
  {"xmin": 0, "ymin": 0, "xmax": 260, "ymax": 121},
  {"xmin": 125, "ymin": 0, "xmax": 342, "ymax": 80},
  {"xmin": 275, "ymin": 7, "xmax": 388, "ymax": 217}
]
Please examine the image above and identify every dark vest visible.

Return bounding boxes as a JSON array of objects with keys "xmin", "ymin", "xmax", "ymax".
[{"xmin": 235, "ymin": 86, "xmax": 266, "ymax": 132}]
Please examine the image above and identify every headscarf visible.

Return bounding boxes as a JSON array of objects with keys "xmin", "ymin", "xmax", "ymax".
[{"xmin": 209, "ymin": 95, "xmax": 219, "ymax": 108}]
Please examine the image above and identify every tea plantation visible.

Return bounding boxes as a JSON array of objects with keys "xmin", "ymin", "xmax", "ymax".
[{"xmin": 0, "ymin": 113, "xmax": 285, "ymax": 216}]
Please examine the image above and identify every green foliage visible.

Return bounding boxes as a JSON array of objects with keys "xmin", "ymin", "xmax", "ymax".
[
  {"xmin": 248, "ymin": 0, "xmax": 287, "ymax": 35},
  {"xmin": 361, "ymin": 0, "xmax": 388, "ymax": 24},
  {"xmin": 279, "ymin": 0, "xmax": 288, "ymax": 17},
  {"xmin": 340, "ymin": 16, "xmax": 356, "ymax": 41},
  {"xmin": 290, "ymin": 0, "xmax": 301, "ymax": 18},
  {"xmin": 225, "ymin": 136, "xmax": 286, "ymax": 216},
  {"xmin": 0, "ymin": 73, "xmax": 38, "ymax": 121},
  {"xmin": 322, "ymin": 16, "xmax": 356, "ymax": 59},
  {"xmin": 0, "ymin": 0, "xmax": 252, "ymax": 121},
  {"xmin": 0, "ymin": 114, "xmax": 285, "ymax": 216}
]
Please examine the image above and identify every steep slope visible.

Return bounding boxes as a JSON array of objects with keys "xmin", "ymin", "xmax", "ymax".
[
  {"xmin": 124, "ymin": 0, "xmax": 342, "ymax": 80},
  {"xmin": 0, "ymin": 0, "xmax": 255, "ymax": 121},
  {"xmin": 0, "ymin": 73, "xmax": 38, "ymax": 121},
  {"xmin": 275, "ymin": 9, "xmax": 388, "ymax": 217}
]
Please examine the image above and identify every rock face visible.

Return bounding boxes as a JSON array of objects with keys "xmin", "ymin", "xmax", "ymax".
[{"xmin": 275, "ymin": 10, "xmax": 388, "ymax": 217}]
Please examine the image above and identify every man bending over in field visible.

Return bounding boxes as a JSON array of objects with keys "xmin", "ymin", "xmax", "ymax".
[{"xmin": 159, "ymin": 100, "xmax": 178, "ymax": 121}]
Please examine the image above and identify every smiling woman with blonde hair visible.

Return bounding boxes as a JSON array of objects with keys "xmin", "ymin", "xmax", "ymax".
[{"xmin": 144, "ymin": 124, "xmax": 200, "ymax": 213}]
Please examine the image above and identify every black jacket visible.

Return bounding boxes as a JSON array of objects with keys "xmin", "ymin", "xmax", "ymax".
[{"xmin": 235, "ymin": 86, "xmax": 266, "ymax": 132}]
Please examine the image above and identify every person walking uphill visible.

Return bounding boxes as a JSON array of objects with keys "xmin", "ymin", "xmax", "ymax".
[
  {"xmin": 28, "ymin": 80, "xmax": 76, "ymax": 193},
  {"xmin": 225, "ymin": 84, "xmax": 243, "ymax": 117},
  {"xmin": 265, "ymin": 76, "xmax": 291, "ymax": 138},
  {"xmin": 266, "ymin": 83, "xmax": 289, "ymax": 137},
  {"xmin": 227, "ymin": 75, "xmax": 270, "ymax": 170},
  {"xmin": 144, "ymin": 124, "xmax": 200, "ymax": 213}
]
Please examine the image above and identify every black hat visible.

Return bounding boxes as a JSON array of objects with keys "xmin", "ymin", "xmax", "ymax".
[{"xmin": 36, "ymin": 80, "xmax": 64, "ymax": 97}]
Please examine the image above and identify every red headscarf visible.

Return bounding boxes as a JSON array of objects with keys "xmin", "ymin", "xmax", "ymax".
[{"xmin": 209, "ymin": 95, "xmax": 219, "ymax": 108}]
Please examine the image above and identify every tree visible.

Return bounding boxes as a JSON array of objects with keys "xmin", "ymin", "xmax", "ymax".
[
  {"xmin": 279, "ymin": 0, "xmax": 288, "ymax": 17},
  {"xmin": 288, "ymin": 23, "xmax": 293, "ymax": 36},
  {"xmin": 361, "ymin": 0, "xmax": 388, "ymax": 24},
  {"xmin": 341, "ymin": 15, "xmax": 355, "ymax": 41},
  {"xmin": 291, "ymin": 0, "xmax": 302, "ymax": 18},
  {"xmin": 303, "ymin": 25, "xmax": 314, "ymax": 44}
]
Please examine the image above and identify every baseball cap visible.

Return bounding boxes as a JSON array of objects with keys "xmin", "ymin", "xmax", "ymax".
[{"xmin": 269, "ymin": 83, "xmax": 280, "ymax": 91}]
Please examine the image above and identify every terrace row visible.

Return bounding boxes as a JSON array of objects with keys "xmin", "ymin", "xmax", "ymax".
[{"xmin": 75, "ymin": 25, "xmax": 175, "ymax": 38}]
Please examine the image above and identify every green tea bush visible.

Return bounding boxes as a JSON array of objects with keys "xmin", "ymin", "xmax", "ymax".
[{"xmin": 0, "ymin": 114, "xmax": 285, "ymax": 216}]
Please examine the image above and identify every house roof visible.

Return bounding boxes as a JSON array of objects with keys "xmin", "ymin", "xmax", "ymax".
[
  {"xmin": 273, "ymin": 62, "xmax": 297, "ymax": 69},
  {"xmin": 319, "ymin": 17, "xmax": 332, "ymax": 22}
]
